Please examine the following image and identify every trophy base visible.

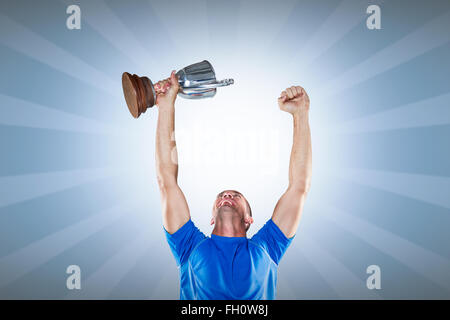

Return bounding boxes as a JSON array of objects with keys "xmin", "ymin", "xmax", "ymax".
[{"xmin": 122, "ymin": 72, "xmax": 156, "ymax": 118}]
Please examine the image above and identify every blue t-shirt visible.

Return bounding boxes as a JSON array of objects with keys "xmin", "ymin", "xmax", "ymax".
[{"xmin": 164, "ymin": 218, "xmax": 294, "ymax": 300}]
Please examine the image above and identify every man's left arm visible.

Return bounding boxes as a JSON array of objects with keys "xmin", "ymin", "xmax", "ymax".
[{"xmin": 272, "ymin": 86, "xmax": 312, "ymax": 238}]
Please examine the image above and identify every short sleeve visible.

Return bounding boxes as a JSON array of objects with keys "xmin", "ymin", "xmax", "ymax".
[
  {"xmin": 164, "ymin": 219, "xmax": 207, "ymax": 267},
  {"xmin": 250, "ymin": 218, "xmax": 294, "ymax": 265}
]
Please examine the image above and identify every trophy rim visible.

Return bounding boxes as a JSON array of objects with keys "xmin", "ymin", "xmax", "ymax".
[
  {"xmin": 122, "ymin": 72, "xmax": 156, "ymax": 118},
  {"xmin": 122, "ymin": 72, "xmax": 140, "ymax": 118}
]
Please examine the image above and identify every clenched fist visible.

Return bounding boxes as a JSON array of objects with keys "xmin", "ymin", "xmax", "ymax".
[
  {"xmin": 155, "ymin": 70, "xmax": 180, "ymax": 108},
  {"xmin": 278, "ymin": 86, "xmax": 310, "ymax": 115}
]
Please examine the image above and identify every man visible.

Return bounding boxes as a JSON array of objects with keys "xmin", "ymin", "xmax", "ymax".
[{"xmin": 154, "ymin": 70, "xmax": 312, "ymax": 300}]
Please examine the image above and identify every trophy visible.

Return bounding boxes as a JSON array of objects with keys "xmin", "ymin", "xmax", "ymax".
[{"xmin": 122, "ymin": 60, "xmax": 234, "ymax": 118}]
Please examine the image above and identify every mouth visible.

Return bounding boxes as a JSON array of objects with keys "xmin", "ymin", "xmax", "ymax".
[{"xmin": 218, "ymin": 199, "xmax": 236, "ymax": 208}]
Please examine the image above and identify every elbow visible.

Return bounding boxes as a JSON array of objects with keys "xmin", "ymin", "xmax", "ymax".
[
  {"xmin": 156, "ymin": 164, "xmax": 178, "ymax": 190},
  {"xmin": 288, "ymin": 180, "xmax": 311, "ymax": 195},
  {"xmin": 156, "ymin": 174, "xmax": 178, "ymax": 191}
]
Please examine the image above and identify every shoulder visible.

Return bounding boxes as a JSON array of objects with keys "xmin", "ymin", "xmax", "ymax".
[
  {"xmin": 248, "ymin": 218, "xmax": 294, "ymax": 265},
  {"xmin": 251, "ymin": 219, "xmax": 293, "ymax": 243},
  {"xmin": 164, "ymin": 219, "xmax": 208, "ymax": 266}
]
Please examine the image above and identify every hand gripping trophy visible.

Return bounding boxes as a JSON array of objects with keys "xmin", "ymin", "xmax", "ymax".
[{"xmin": 122, "ymin": 60, "xmax": 234, "ymax": 118}]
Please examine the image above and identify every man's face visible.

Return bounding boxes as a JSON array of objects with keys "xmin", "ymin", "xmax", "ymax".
[{"xmin": 212, "ymin": 190, "xmax": 253, "ymax": 230}]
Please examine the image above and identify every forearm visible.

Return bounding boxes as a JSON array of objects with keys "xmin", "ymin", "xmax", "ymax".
[
  {"xmin": 155, "ymin": 104, "xmax": 178, "ymax": 188},
  {"xmin": 288, "ymin": 110, "xmax": 312, "ymax": 193}
]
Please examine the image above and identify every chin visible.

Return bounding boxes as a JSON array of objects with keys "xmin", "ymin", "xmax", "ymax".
[{"xmin": 218, "ymin": 206, "xmax": 236, "ymax": 213}]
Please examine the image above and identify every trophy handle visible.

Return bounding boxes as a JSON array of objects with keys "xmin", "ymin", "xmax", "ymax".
[{"xmin": 181, "ymin": 78, "xmax": 234, "ymax": 90}]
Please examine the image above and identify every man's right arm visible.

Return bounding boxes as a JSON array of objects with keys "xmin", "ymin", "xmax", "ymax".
[{"xmin": 155, "ymin": 71, "xmax": 190, "ymax": 234}]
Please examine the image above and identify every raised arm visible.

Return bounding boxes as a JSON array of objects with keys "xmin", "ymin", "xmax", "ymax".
[
  {"xmin": 155, "ymin": 71, "xmax": 190, "ymax": 234},
  {"xmin": 272, "ymin": 86, "xmax": 312, "ymax": 238}
]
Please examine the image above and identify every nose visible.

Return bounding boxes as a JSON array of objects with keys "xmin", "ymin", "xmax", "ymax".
[{"xmin": 222, "ymin": 192, "xmax": 233, "ymax": 199}]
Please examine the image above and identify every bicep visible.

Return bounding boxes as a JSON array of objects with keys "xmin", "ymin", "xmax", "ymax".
[
  {"xmin": 271, "ymin": 188, "xmax": 307, "ymax": 238},
  {"xmin": 159, "ymin": 184, "xmax": 191, "ymax": 234}
]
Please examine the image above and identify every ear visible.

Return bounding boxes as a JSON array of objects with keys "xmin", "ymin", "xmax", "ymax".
[
  {"xmin": 210, "ymin": 217, "xmax": 215, "ymax": 225},
  {"xmin": 244, "ymin": 216, "xmax": 254, "ymax": 225}
]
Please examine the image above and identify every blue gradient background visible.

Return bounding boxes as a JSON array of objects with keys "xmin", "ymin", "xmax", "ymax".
[{"xmin": 1, "ymin": 0, "xmax": 450, "ymax": 299}]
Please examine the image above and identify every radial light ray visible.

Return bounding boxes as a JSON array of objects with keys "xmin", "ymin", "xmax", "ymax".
[
  {"xmin": 332, "ymin": 92, "xmax": 450, "ymax": 133},
  {"xmin": 291, "ymin": 0, "xmax": 367, "ymax": 71},
  {"xmin": 319, "ymin": 203, "xmax": 450, "ymax": 291},
  {"xmin": 148, "ymin": 267, "xmax": 178, "ymax": 300},
  {"xmin": 0, "ymin": 13, "xmax": 118, "ymax": 97},
  {"xmin": 333, "ymin": 168, "xmax": 450, "ymax": 209},
  {"xmin": 0, "ymin": 168, "xmax": 118, "ymax": 208},
  {"xmin": 276, "ymin": 274, "xmax": 301, "ymax": 300},
  {"xmin": 277, "ymin": 238, "xmax": 343, "ymax": 299},
  {"xmin": 234, "ymin": 0, "xmax": 298, "ymax": 59},
  {"xmin": 0, "ymin": 205, "xmax": 125, "ymax": 288},
  {"xmin": 65, "ymin": 231, "xmax": 149, "ymax": 299},
  {"xmin": 58, "ymin": 0, "xmax": 154, "ymax": 72},
  {"xmin": 205, "ymin": 0, "xmax": 241, "ymax": 66},
  {"xmin": 298, "ymin": 235, "xmax": 382, "ymax": 299},
  {"xmin": 104, "ymin": 0, "xmax": 179, "ymax": 70},
  {"xmin": 320, "ymin": 10, "xmax": 450, "ymax": 97},
  {"xmin": 147, "ymin": 0, "xmax": 210, "ymax": 62},
  {"xmin": 265, "ymin": 0, "xmax": 342, "ymax": 68},
  {"xmin": 0, "ymin": 94, "xmax": 126, "ymax": 135}
]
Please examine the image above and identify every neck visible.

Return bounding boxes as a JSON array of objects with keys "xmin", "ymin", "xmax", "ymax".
[{"xmin": 212, "ymin": 213, "xmax": 246, "ymax": 237}]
